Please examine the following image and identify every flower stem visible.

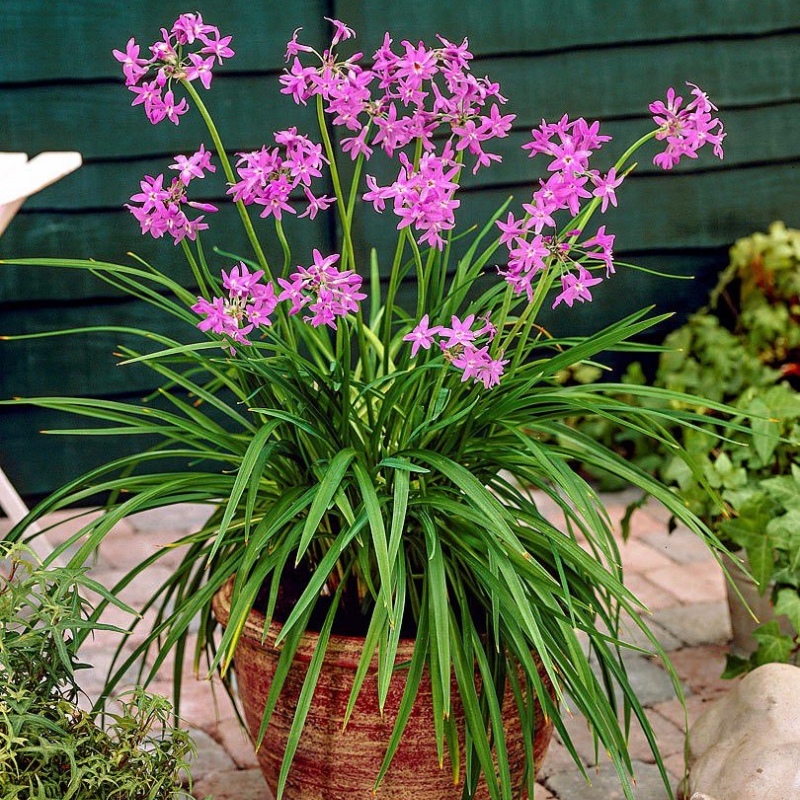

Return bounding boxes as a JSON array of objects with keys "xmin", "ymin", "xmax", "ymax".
[
  {"xmin": 180, "ymin": 79, "xmax": 273, "ymax": 281},
  {"xmin": 316, "ymin": 94, "xmax": 355, "ymax": 270}
]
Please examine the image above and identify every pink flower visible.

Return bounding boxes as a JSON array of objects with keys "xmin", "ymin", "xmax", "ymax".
[
  {"xmin": 299, "ymin": 188, "xmax": 336, "ymax": 220},
  {"xmin": 552, "ymin": 267, "xmax": 603, "ymax": 309},
  {"xmin": 591, "ymin": 168, "xmax": 624, "ymax": 213},
  {"xmin": 126, "ymin": 167, "xmax": 217, "ymax": 245},
  {"xmin": 649, "ymin": 82, "xmax": 724, "ymax": 169},
  {"xmin": 170, "ymin": 144, "xmax": 215, "ymax": 185},
  {"xmin": 286, "ymin": 28, "xmax": 314, "ymax": 61},
  {"xmin": 113, "ymin": 38, "xmax": 150, "ymax": 86},
  {"xmin": 403, "ymin": 314, "xmax": 442, "ymax": 357},
  {"xmin": 277, "ymin": 250, "xmax": 365, "ymax": 329},
  {"xmin": 161, "ymin": 90, "xmax": 189, "ymax": 125},
  {"xmin": 439, "ymin": 314, "xmax": 477, "ymax": 348},
  {"xmin": 496, "ymin": 213, "xmax": 527, "ymax": 246},
  {"xmin": 185, "ymin": 53, "xmax": 215, "ymax": 90},
  {"xmin": 200, "ymin": 33, "xmax": 235, "ymax": 64},
  {"xmin": 325, "ymin": 17, "xmax": 356, "ymax": 47},
  {"xmin": 193, "ymin": 262, "xmax": 277, "ymax": 350},
  {"xmin": 171, "ymin": 13, "xmax": 216, "ymax": 45}
]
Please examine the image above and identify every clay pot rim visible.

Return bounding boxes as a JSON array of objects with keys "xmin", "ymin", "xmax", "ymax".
[{"xmin": 212, "ymin": 576, "xmax": 420, "ymax": 668}]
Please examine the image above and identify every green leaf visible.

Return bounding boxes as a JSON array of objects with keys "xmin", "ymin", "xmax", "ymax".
[
  {"xmin": 773, "ymin": 587, "xmax": 800, "ymax": 631},
  {"xmin": 752, "ymin": 620, "xmax": 795, "ymax": 665},
  {"xmin": 296, "ymin": 448, "xmax": 356, "ymax": 562},
  {"xmin": 721, "ymin": 653, "xmax": 752, "ymax": 679}
]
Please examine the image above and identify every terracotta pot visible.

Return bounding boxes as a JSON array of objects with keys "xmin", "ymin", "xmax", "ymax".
[
  {"xmin": 213, "ymin": 579, "xmax": 553, "ymax": 800},
  {"xmin": 723, "ymin": 551, "xmax": 794, "ymax": 656}
]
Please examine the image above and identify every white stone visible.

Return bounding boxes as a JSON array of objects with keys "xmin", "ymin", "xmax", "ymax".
[{"xmin": 683, "ymin": 663, "xmax": 800, "ymax": 800}]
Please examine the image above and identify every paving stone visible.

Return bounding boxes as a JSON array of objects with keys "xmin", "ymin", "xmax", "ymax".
[
  {"xmin": 650, "ymin": 695, "xmax": 720, "ymax": 732},
  {"xmin": 130, "ymin": 503, "xmax": 213, "ymax": 534},
  {"xmin": 183, "ymin": 728, "xmax": 236, "ymax": 784},
  {"xmin": 662, "ymin": 751, "xmax": 688, "ymax": 783},
  {"xmin": 623, "ymin": 710, "xmax": 686, "ymax": 764},
  {"xmin": 544, "ymin": 759, "xmax": 673, "ymax": 800},
  {"xmin": 621, "ymin": 655, "xmax": 679, "ymax": 706},
  {"xmin": 215, "ymin": 716, "xmax": 260, "ymax": 769},
  {"xmin": 618, "ymin": 540, "xmax": 675, "ymax": 574},
  {"xmin": 158, "ymin": 676, "xmax": 238, "ymax": 732},
  {"xmin": 534, "ymin": 783, "xmax": 555, "ymax": 799},
  {"xmin": 666, "ymin": 645, "xmax": 732, "ymax": 697},
  {"xmin": 539, "ymin": 737, "xmax": 585, "ymax": 780},
  {"xmin": 193, "ymin": 768, "xmax": 273, "ymax": 800},
  {"xmin": 610, "ymin": 612, "xmax": 683, "ymax": 655},
  {"xmin": 643, "ymin": 527, "xmax": 716, "ymax": 565},
  {"xmin": 624, "ymin": 573, "xmax": 680, "ymax": 612},
  {"xmin": 650, "ymin": 602, "xmax": 731, "ymax": 647},
  {"xmin": 645, "ymin": 562, "xmax": 726, "ymax": 605}
]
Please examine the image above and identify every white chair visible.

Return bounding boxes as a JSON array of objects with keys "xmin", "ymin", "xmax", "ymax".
[{"xmin": 1, "ymin": 151, "xmax": 82, "ymax": 557}]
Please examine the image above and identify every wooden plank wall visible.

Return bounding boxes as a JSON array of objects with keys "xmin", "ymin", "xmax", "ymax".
[{"xmin": 1, "ymin": 1, "xmax": 799, "ymax": 497}]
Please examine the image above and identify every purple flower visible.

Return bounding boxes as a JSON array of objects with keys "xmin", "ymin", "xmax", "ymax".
[
  {"xmin": 170, "ymin": 145, "xmax": 216, "ymax": 185},
  {"xmin": 277, "ymin": 250, "xmax": 365, "ymax": 329},
  {"xmin": 115, "ymin": 16, "xmax": 233, "ymax": 125},
  {"xmin": 113, "ymin": 38, "xmax": 150, "ymax": 86},
  {"xmin": 185, "ymin": 53, "xmax": 215, "ymax": 90},
  {"xmin": 403, "ymin": 314, "xmax": 442, "ymax": 357},
  {"xmin": 126, "ymin": 164, "xmax": 217, "ymax": 245},
  {"xmin": 591, "ymin": 168, "xmax": 624, "ymax": 213},
  {"xmin": 649, "ymin": 82, "xmax": 724, "ymax": 169},
  {"xmin": 325, "ymin": 17, "xmax": 356, "ymax": 47},
  {"xmin": 552, "ymin": 267, "xmax": 603, "ymax": 309},
  {"xmin": 439, "ymin": 314, "xmax": 477, "ymax": 348},
  {"xmin": 193, "ymin": 262, "xmax": 277, "ymax": 351}
]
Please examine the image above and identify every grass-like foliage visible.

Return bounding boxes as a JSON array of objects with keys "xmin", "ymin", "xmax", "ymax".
[
  {"xmin": 0, "ymin": 545, "xmax": 197, "ymax": 799},
  {"xmin": 0, "ymin": 15, "xmax": 737, "ymax": 800}
]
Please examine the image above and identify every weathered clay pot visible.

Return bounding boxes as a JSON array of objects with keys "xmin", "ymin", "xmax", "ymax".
[
  {"xmin": 723, "ymin": 551, "xmax": 794, "ymax": 656},
  {"xmin": 213, "ymin": 579, "xmax": 553, "ymax": 800}
]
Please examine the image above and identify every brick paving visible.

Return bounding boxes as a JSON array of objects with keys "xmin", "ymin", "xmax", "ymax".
[{"xmin": 2, "ymin": 490, "xmax": 737, "ymax": 799}]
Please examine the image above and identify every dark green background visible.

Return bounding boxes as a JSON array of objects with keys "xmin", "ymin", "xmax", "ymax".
[{"xmin": 1, "ymin": 1, "xmax": 799, "ymax": 497}]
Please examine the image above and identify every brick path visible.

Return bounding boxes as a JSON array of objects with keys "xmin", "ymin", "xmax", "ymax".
[{"xmin": 5, "ymin": 489, "xmax": 735, "ymax": 799}]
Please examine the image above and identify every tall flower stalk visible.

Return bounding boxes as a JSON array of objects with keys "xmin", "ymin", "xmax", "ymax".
[{"xmin": 2, "ymin": 13, "xmax": 733, "ymax": 800}]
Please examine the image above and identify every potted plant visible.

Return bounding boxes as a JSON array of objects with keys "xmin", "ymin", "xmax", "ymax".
[
  {"xmin": 570, "ymin": 223, "xmax": 800, "ymax": 669},
  {"xmin": 2, "ymin": 14, "xmax": 732, "ymax": 800},
  {"xmin": 0, "ymin": 544, "xmax": 199, "ymax": 799}
]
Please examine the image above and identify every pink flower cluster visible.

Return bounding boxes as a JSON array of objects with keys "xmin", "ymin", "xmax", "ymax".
[
  {"xmin": 281, "ymin": 23, "xmax": 512, "ymax": 168},
  {"xmin": 229, "ymin": 129, "xmax": 334, "ymax": 221},
  {"xmin": 495, "ymin": 112, "xmax": 621, "ymax": 307},
  {"xmin": 649, "ymin": 83, "xmax": 725, "ymax": 169},
  {"xmin": 113, "ymin": 12, "xmax": 234, "ymax": 125},
  {"xmin": 192, "ymin": 263, "xmax": 278, "ymax": 349},
  {"xmin": 364, "ymin": 145, "xmax": 461, "ymax": 249},
  {"xmin": 126, "ymin": 146, "xmax": 217, "ymax": 243},
  {"xmin": 404, "ymin": 314, "xmax": 507, "ymax": 389},
  {"xmin": 281, "ymin": 21, "xmax": 514, "ymax": 248},
  {"xmin": 277, "ymin": 249, "xmax": 366, "ymax": 329}
]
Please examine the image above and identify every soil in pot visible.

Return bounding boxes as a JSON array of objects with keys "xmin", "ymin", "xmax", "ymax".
[{"xmin": 213, "ymin": 576, "xmax": 554, "ymax": 800}]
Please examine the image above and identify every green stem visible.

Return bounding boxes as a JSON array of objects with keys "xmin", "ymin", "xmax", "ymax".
[
  {"xmin": 316, "ymin": 95, "xmax": 355, "ymax": 269},
  {"xmin": 180, "ymin": 79, "xmax": 273, "ymax": 281},
  {"xmin": 274, "ymin": 219, "xmax": 292, "ymax": 279},
  {"xmin": 566, "ymin": 130, "xmax": 658, "ymax": 241},
  {"xmin": 180, "ymin": 239, "xmax": 209, "ymax": 298}
]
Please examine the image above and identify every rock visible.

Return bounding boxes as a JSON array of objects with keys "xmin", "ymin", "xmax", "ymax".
[{"xmin": 683, "ymin": 663, "xmax": 800, "ymax": 800}]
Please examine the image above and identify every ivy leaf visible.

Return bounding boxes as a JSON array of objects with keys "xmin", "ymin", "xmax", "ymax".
[
  {"xmin": 722, "ymin": 493, "xmax": 780, "ymax": 593},
  {"xmin": 752, "ymin": 620, "xmax": 795, "ymax": 666},
  {"xmin": 773, "ymin": 588, "xmax": 800, "ymax": 631},
  {"xmin": 721, "ymin": 653, "xmax": 752, "ymax": 679}
]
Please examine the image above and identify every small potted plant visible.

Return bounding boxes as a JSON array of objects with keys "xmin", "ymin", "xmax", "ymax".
[
  {"xmin": 2, "ymin": 14, "xmax": 732, "ymax": 800},
  {"xmin": 0, "ymin": 544, "xmax": 199, "ymax": 799},
  {"xmin": 571, "ymin": 223, "xmax": 800, "ymax": 670}
]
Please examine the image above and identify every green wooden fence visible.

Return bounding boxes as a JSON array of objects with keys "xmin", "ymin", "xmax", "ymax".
[{"xmin": 1, "ymin": 1, "xmax": 799, "ymax": 496}]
